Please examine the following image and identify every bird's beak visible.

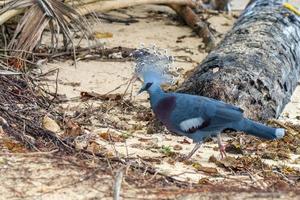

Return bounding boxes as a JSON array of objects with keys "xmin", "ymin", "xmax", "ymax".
[
  {"xmin": 137, "ymin": 84, "xmax": 146, "ymax": 95},
  {"xmin": 137, "ymin": 88, "xmax": 145, "ymax": 95}
]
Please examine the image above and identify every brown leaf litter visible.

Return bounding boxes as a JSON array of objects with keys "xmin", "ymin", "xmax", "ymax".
[
  {"xmin": 0, "ymin": 53, "xmax": 299, "ymax": 195},
  {"xmin": 0, "ymin": 73, "xmax": 200, "ymax": 193},
  {"xmin": 57, "ymin": 91, "xmax": 300, "ymax": 192}
]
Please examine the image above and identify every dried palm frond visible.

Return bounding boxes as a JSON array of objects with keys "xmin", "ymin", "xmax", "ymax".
[
  {"xmin": 0, "ymin": 0, "xmax": 92, "ymax": 67},
  {"xmin": 75, "ymin": 0, "xmax": 195, "ymax": 15}
]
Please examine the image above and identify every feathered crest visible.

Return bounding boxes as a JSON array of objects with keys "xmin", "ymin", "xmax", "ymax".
[{"xmin": 133, "ymin": 46, "xmax": 175, "ymax": 85}]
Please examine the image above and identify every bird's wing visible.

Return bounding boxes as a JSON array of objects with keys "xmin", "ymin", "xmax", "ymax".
[
  {"xmin": 203, "ymin": 96, "xmax": 244, "ymax": 114},
  {"xmin": 203, "ymin": 96, "xmax": 243, "ymax": 121},
  {"xmin": 179, "ymin": 117, "xmax": 205, "ymax": 132},
  {"xmin": 171, "ymin": 93, "xmax": 243, "ymax": 133}
]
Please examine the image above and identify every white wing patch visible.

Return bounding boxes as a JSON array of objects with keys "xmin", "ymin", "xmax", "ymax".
[{"xmin": 180, "ymin": 117, "xmax": 204, "ymax": 132}]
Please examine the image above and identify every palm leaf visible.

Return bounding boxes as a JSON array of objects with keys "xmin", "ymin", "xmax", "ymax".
[{"xmin": 0, "ymin": 0, "xmax": 92, "ymax": 64}]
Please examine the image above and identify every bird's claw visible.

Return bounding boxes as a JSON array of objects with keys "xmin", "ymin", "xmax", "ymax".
[{"xmin": 177, "ymin": 154, "xmax": 189, "ymax": 162}]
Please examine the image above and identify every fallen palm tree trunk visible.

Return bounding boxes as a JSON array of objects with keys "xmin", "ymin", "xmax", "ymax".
[{"xmin": 177, "ymin": 0, "xmax": 300, "ymax": 121}]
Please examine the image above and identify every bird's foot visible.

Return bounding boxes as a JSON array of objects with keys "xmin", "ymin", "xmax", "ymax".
[
  {"xmin": 177, "ymin": 154, "xmax": 191, "ymax": 162},
  {"xmin": 217, "ymin": 134, "xmax": 227, "ymax": 159},
  {"xmin": 177, "ymin": 142, "xmax": 202, "ymax": 162},
  {"xmin": 219, "ymin": 144, "xmax": 227, "ymax": 159},
  {"xmin": 178, "ymin": 152, "xmax": 196, "ymax": 162}
]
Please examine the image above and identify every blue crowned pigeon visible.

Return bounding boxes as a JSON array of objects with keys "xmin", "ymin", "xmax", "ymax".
[{"xmin": 134, "ymin": 48, "xmax": 285, "ymax": 159}]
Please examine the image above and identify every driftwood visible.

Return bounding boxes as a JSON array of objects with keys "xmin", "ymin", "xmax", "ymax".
[
  {"xmin": 208, "ymin": 0, "xmax": 231, "ymax": 12},
  {"xmin": 178, "ymin": 0, "xmax": 300, "ymax": 121},
  {"xmin": 0, "ymin": 0, "xmax": 195, "ymax": 25},
  {"xmin": 169, "ymin": 4, "xmax": 215, "ymax": 51},
  {"xmin": 0, "ymin": 0, "xmax": 214, "ymax": 59},
  {"xmin": 76, "ymin": 0, "xmax": 195, "ymax": 15}
]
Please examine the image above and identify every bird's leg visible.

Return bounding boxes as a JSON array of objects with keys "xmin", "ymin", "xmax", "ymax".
[
  {"xmin": 225, "ymin": 1, "xmax": 232, "ymax": 15},
  {"xmin": 179, "ymin": 142, "xmax": 202, "ymax": 161},
  {"xmin": 217, "ymin": 134, "xmax": 227, "ymax": 159}
]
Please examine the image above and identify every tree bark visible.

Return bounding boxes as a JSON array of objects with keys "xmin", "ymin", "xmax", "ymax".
[{"xmin": 177, "ymin": 0, "xmax": 300, "ymax": 121}]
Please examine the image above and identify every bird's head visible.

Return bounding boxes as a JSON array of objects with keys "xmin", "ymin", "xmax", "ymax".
[
  {"xmin": 137, "ymin": 70, "xmax": 162, "ymax": 94},
  {"xmin": 132, "ymin": 47, "xmax": 175, "ymax": 94},
  {"xmin": 138, "ymin": 82, "xmax": 153, "ymax": 94}
]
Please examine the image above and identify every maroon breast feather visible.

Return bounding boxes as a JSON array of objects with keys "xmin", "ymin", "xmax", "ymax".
[{"xmin": 153, "ymin": 96, "xmax": 176, "ymax": 127}]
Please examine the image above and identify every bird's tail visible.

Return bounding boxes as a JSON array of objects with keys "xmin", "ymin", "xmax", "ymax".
[{"xmin": 237, "ymin": 118, "xmax": 285, "ymax": 140}]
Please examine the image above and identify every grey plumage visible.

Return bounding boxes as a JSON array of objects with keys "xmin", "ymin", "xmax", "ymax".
[{"xmin": 134, "ymin": 48, "xmax": 285, "ymax": 158}]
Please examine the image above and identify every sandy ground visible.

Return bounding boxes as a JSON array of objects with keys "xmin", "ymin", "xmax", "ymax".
[
  {"xmin": 1, "ymin": 0, "xmax": 300, "ymax": 199},
  {"xmin": 39, "ymin": 3, "xmax": 240, "ymax": 182}
]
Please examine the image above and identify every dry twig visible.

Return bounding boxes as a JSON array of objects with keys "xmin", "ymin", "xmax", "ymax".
[
  {"xmin": 169, "ymin": 4, "xmax": 215, "ymax": 51},
  {"xmin": 113, "ymin": 168, "xmax": 124, "ymax": 200}
]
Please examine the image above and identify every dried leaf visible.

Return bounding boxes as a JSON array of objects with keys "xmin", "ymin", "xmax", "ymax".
[
  {"xmin": 105, "ymin": 151, "xmax": 114, "ymax": 158},
  {"xmin": 261, "ymin": 151, "xmax": 277, "ymax": 160},
  {"xmin": 192, "ymin": 162, "xmax": 219, "ymax": 175},
  {"xmin": 80, "ymin": 91, "xmax": 122, "ymax": 101},
  {"xmin": 99, "ymin": 132, "xmax": 125, "ymax": 142},
  {"xmin": 138, "ymin": 138, "xmax": 152, "ymax": 142},
  {"xmin": 215, "ymin": 156, "xmax": 270, "ymax": 172},
  {"xmin": 167, "ymin": 158, "xmax": 176, "ymax": 165},
  {"xmin": 225, "ymin": 141, "xmax": 243, "ymax": 155},
  {"xmin": 64, "ymin": 119, "xmax": 82, "ymax": 137},
  {"xmin": 208, "ymin": 155, "xmax": 218, "ymax": 163},
  {"xmin": 173, "ymin": 144, "xmax": 183, "ymax": 151},
  {"xmin": 178, "ymin": 138, "xmax": 191, "ymax": 144},
  {"xmin": 271, "ymin": 180, "xmax": 290, "ymax": 191},
  {"xmin": 93, "ymin": 32, "xmax": 113, "ymax": 39},
  {"xmin": 182, "ymin": 159, "xmax": 194, "ymax": 165},
  {"xmin": 281, "ymin": 166, "xmax": 299, "ymax": 175},
  {"xmin": 277, "ymin": 150, "xmax": 291, "ymax": 159},
  {"xmin": 146, "ymin": 127, "xmax": 155, "ymax": 134},
  {"xmin": 8, "ymin": 58, "xmax": 24, "ymax": 69},
  {"xmin": 135, "ymin": 112, "xmax": 153, "ymax": 121},
  {"xmin": 2, "ymin": 139, "xmax": 27, "ymax": 153},
  {"xmin": 141, "ymin": 157, "xmax": 162, "ymax": 164},
  {"xmin": 198, "ymin": 178, "xmax": 212, "ymax": 185},
  {"xmin": 86, "ymin": 141, "xmax": 103, "ymax": 154},
  {"xmin": 225, "ymin": 141, "xmax": 244, "ymax": 154},
  {"xmin": 131, "ymin": 143, "xmax": 143, "ymax": 148},
  {"xmin": 42, "ymin": 115, "xmax": 61, "ymax": 133}
]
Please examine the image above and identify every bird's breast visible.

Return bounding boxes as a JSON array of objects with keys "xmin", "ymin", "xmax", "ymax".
[{"xmin": 153, "ymin": 96, "xmax": 176, "ymax": 129}]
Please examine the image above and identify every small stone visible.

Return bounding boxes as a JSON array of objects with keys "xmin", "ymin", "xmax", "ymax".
[
  {"xmin": 212, "ymin": 67, "xmax": 219, "ymax": 73},
  {"xmin": 173, "ymin": 144, "xmax": 183, "ymax": 151},
  {"xmin": 296, "ymin": 147, "xmax": 300, "ymax": 154},
  {"xmin": 42, "ymin": 115, "xmax": 61, "ymax": 134},
  {"xmin": 147, "ymin": 127, "xmax": 154, "ymax": 134}
]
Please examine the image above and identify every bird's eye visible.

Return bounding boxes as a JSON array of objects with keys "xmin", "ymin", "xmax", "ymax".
[{"xmin": 145, "ymin": 82, "xmax": 153, "ymax": 90}]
